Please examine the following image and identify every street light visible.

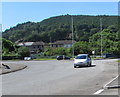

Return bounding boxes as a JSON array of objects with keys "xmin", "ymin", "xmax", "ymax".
[
  {"xmin": 71, "ymin": 15, "xmax": 74, "ymax": 58},
  {"xmin": 0, "ymin": 24, "xmax": 2, "ymax": 61},
  {"xmin": 100, "ymin": 18, "xmax": 103, "ymax": 58}
]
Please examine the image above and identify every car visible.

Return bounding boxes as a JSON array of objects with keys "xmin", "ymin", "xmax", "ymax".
[
  {"xmin": 74, "ymin": 54, "xmax": 92, "ymax": 68},
  {"xmin": 103, "ymin": 53, "xmax": 115, "ymax": 58},
  {"xmin": 57, "ymin": 55, "xmax": 70, "ymax": 60},
  {"xmin": 24, "ymin": 57, "xmax": 32, "ymax": 60}
]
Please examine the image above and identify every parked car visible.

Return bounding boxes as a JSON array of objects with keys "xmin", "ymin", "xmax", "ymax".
[
  {"xmin": 74, "ymin": 54, "xmax": 92, "ymax": 68},
  {"xmin": 24, "ymin": 57, "xmax": 32, "ymax": 60},
  {"xmin": 57, "ymin": 55, "xmax": 70, "ymax": 60},
  {"xmin": 103, "ymin": 53, "xmax": 115, "ymax": 58}
]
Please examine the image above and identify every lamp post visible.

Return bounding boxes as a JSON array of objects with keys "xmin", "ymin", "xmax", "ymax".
[
  {"xmin": 100, "ymin": 18, "xmax": 103, "ymax": 58},
  {"xmin": 50, "ymin": 35, "xmax": 52, "ymax": 47},
  {"xmin": 71, "ymin": 15, "xmax": 74, "ymax": 58},
  {"xmin": 0, "ymin": 24, "xmax": 2, "ymax": 61}
]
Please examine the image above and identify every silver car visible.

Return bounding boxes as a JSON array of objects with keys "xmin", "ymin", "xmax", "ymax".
[{"xmin": 74, "ymin": 54, "xmax": 92, "ymax": 68}]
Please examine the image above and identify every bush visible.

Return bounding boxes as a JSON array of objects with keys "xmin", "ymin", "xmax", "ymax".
[
  {"xmin": 73, "ymin": 41, "xmax": 92, "ymax": 55},
  {"xmin": 18, "ymin": 46, "xmax": 30, "ymax": 59},
  {"xmin": 2, "ymin": 38, "xmax": 15, "ymax": 54}
]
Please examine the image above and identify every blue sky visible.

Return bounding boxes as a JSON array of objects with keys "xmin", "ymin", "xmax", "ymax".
[{"xmin": 2, "ymin": 2, "xmax": 118, "ymax": 31}]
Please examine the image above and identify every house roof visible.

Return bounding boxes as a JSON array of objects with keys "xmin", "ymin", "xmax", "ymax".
[
  {"xmin": 32, "ymin": 42, "xmax": 45, "ymax": 45},
  {"xmin": 17, "ymin": 42, "xmax": 34, "ymax": 46},
  {"xmin": 52, "ymin": 40, "xmax": 76, "ymax": 45},
  {"xmin": 17, "ymin": 42, "xmax": 45, "ymax": 46},
  {"xmin": 17, "ymin": 40, "xmax": 76, "ymax": 46}
]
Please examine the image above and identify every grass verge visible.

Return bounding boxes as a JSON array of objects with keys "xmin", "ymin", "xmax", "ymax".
[
  {"xmin": 118, "ymin": 60, "xmax": 120, "ymax": 63},
  {"xmin": 33, "ymin": 58, "xmax": 56, "ymax": 61}
]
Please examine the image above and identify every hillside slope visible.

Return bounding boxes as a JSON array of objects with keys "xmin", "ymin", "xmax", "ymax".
[{"xmin": 2, "ymin": 15, "xmax": 118, "ymax": 43}]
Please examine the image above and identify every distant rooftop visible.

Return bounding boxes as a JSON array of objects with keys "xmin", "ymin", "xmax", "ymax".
[
  {"xmin": 52, "ymin": 40, "xmax": 76, "ymax": 45},
  {"xmin": 32, "ymin": 42, "xmax": 45, "ymax": 46},
  {"xmin": 17, "ymin": 42, "xmax": 45, "ymax": 46},
  {"xmin": 17, "ymin": 42, "xmax": 34, "ymax": 46}
]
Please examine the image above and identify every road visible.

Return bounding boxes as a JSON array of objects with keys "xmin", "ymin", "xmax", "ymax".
[{"xmin": 2, "ymin": 59, "xmax": 118, "ymax": 95}]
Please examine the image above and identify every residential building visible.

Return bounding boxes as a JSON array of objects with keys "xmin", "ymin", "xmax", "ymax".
[
  {"xmin": 51, "ymin": 40, "xmax": 76, "ymax": 48},
  {"xmin": 16, "ymin": 40, "xmax": 76, "ymax": 54},
  {"xmin": 17, "ymin": 42, "xmax": 45, "ymax": 53}
]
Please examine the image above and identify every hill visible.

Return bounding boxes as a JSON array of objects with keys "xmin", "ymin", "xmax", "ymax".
[{"xmin": 2, "ymin": 15, "xmax": 118, "ymax": 43}]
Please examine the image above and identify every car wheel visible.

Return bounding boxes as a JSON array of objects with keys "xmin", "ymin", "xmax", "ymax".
[
  {"xmin": 89, "ymin": 63, "xmax": 92, "ymax": 67},
  {"xmin": 87, "ymin": 63, "xmax": 89, "ymax": 67},
  {"xmin": 74, "ymin": 66, "xmax": 77, "ymax": 68},
  {"xmin": 87, "ymin": 62, "xmax": 91, "ymax": 67}
]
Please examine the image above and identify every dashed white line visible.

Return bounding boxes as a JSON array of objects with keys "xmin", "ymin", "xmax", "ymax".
[{"xmin": 94, "ymin": 89, "xmax": 104, "ymax": 95}]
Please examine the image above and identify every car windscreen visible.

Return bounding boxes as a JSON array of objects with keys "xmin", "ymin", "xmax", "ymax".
[
  {"xmin": 58, "ymin": 56, "xmax": 63, "ymax": 58},
  {"xmin": 75, "ymin": 55, "xmax": 87, "ymax": 59}
]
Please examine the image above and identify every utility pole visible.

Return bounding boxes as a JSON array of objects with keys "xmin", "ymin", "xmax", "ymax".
[
  {"xmin": 0, "ymin": 24, "xmax": 2, "ymax": 61},
  {"xmin": 100, "ymin": 18, "xmax": 103, "ymax": 58},
  {"xmin": 71, "ymin": 15, "xmax": 74, "ymax": 58},
  {"xmin": 50, "ymin": 35, "xmax": 52, "ymax": 47}
]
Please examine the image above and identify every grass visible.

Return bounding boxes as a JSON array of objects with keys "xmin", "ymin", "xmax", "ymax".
[
  {"xmin": 2, "ymin": 58, "xmax": 56, "ymax": 61},
  {"xmin": 118, "ymin": 60, "xmax": 120, "ymax": 63},
  {"xmin": 2, "ymin": 59, "xmax": 22, "ymax": 61},
  {"xmin": 33, "ymin": 58, "xmax": 56, "ymax": 61},
  {"xmin": 91, "ymin": 57, "xmax": 104, "ymax": 60},
  {"xmin": 70, "ymin": 56, "xmax": 103, "ymax": 60}
]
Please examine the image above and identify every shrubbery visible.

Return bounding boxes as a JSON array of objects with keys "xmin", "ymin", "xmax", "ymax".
[
  {"xmin": 2, "ymin": 38, "xmax": 30, "ymax": 59},
  {"xmin": 17, "ymin": 47, "xmax": 30, "ymax": 59},
  {"xmin": 2, "ymin": 25, "xmax": 120, "ymax": 60}
]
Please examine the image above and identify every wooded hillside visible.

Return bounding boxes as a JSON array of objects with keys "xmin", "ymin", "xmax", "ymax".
[{"xmin": 2, "ymin": 15, "xmax": 118, "ymax": 43}]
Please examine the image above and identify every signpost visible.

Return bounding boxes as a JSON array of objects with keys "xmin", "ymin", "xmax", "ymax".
[{"xmin": 92, "ymin": 50, "xmax": 95, "ymax": 58}]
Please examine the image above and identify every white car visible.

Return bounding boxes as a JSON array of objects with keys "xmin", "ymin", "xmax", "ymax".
[
  {"xmin": 74, "ymin": 54, "xmax": 92, "ymax": 68},
  {"xmin": 24, "ymin": 57, "xmax": 31, "ymax": 61}
]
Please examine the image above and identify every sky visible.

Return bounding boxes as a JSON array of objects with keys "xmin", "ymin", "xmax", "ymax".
[{"xmin": 2, "ymin": 2, "xmax": 118, "ymax": 31}]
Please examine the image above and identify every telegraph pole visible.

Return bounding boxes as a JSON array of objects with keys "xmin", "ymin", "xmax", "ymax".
[
  {"xmin": 71, "ymin": 15, "xmax": 74, "ymax": 58},
  {"xmin": 100, "ymin": 18, "xmax": 103, "ymax": 58},
  {"xmin": 0, "ymin": 24, "xmax": 2, "ymax": 62},
  {"xmin": 50, "ymin": 35, "xmax": 52, "ymax": 47}
]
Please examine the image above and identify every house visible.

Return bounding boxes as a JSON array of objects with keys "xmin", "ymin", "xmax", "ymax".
[
  {"xmin": 17, "ymin": 40, "xmax": 76, "ymax": 53},
  {"xmin": 51, "ymin": 40, "xmax": 76, "ymax": 48},
  {"xmin": 17, "ymin": 42, "xmax": 45, "ymax": 53}
]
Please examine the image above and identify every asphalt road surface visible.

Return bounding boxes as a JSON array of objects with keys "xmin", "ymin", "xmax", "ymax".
[{"xmin": 2, "ymin": 59, "xmax": 118, "ymax": 95}]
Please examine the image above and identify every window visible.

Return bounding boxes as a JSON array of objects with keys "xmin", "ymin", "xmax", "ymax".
[{"xmin": 76, "ymin": 55, "xmax": 87, "ymax": 59}]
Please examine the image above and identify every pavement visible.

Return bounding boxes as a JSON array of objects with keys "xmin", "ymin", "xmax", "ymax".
[
  {"xmin": 100, "ymin": 75, "xmax": 120, "ymax": 95},
  {"xmin": 0, "ymin": 62, "xmax": 27, "ymax": 74},
  {"xmin": 98, "ymin": 61, "xmax": 120, "ymax": 95},
  {"xmin": 1, "ymin": 59, "xmax": 120, "ymax": 95}
]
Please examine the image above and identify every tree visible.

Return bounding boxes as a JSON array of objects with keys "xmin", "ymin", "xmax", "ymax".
[
  {"xmin": 2, "ymin": 38, "xmax": 16, "ymax": 56},
  {"xmin": 18, "ymin": 47, "xmax": 30, "ymax": 59},
  {"xmin": 55, "ymin": 47, "xmax": 67, "ymax": 55},
  {"xmin": 26, "ymin": 32, "xmax": 41, "ymax": 42},
  {"xmin": 73, "ymin": 41, "xmax": 92, "ymax": 55},
  {"xmin": 2, "ymin": 38, "xmax": 15, "ymax": 52},
  {"xmin": 89, "ymin": 29, "xmax": 119, "ymax": 56},
  {"xmin": 44, "ymin": 47, "xmax": 55, "ymax": 56},
  {"xmin": 2, "ymin": 15, "xmax": 118, "ymax": 43},
  {"xmin": 107, "ymin": 25, "xmax": 118, "ymax": 33}
]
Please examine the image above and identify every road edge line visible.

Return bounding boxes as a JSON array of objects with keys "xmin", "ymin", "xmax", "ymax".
[
  {"xmin": 94, "ymin": 89, "xmax": 104, "ymax": 95},
  {"xmin": 94, "ymin": 75, "xmax": 119, "ymax": 95},
  {"xmin": 104, "ymin": 75, "xmax": 119, "ymax": 89}
]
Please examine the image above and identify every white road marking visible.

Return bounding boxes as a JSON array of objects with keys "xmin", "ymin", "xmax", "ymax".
[
  {"xmin": 104, "ymin": 75, "xmax": 119, "ymax": 88},
  {"xmin": 94, "ymin": 89, "xmax": 104, "ymax": 95},
  {"xmin": 94, "ymin": 75, "xmax": 119, "ymax": 95}
]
